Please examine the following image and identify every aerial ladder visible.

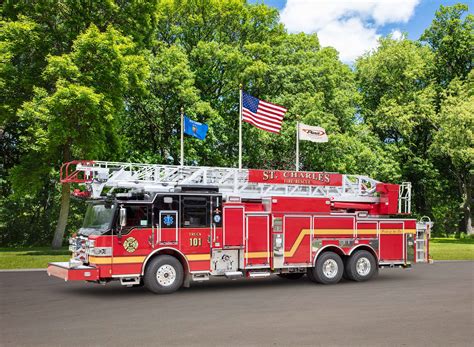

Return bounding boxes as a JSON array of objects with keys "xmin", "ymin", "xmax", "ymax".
[{"xmin": 60, "ymin": 160, "xmax": 412, "ymax": 215}]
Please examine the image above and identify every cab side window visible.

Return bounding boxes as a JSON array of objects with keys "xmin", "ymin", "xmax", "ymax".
[
  {"xmin": 153, "ymin": 196, "xmax": 180, "ymax": 227},
  {"xmin": 125, "ymin": 205, "xmax": 151, "ymax": 227},
  {"xmin": 182, "ymin": 196, "xmax": 210, "ymax": 228}
]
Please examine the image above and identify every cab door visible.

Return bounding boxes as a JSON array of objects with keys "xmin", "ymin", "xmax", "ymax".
[
  {"xmin": 112, "ymin": 204, "xmax": 153, "ymax": 275},
  {"xmin": 180, "ymin": 195, "xmax": 212, "ymax": 270},
  {"xmin": 154, "ymin": 195, "xmax": 180, "ymax": 245}
]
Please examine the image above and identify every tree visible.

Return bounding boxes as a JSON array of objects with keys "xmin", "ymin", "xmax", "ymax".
[
  {"xmin": 2, "ymin": 0, "xmax": 469, "ymax": 247},
  {"xmin": 10, "ymin": 25, "xmax": 148, "ymax": 248},
  {"xmin": 124, "ymin": 44, "xmax": 220, "ymax": 165},
  {"xmin": 430, "ymin": 71, "xmax": 474, "ymax": 234},
  {"xmin": 421, "ymin": 4, "xmax": 474, "ymax": 87},
  {"xmin": 356, "ymin": 37, "xmax": 440, "ymax": 217}
]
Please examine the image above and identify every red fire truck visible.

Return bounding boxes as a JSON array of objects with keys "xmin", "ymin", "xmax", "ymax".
[{"xmin": 47, "ymin": 161, "xmax": 431, "ymax": 294}]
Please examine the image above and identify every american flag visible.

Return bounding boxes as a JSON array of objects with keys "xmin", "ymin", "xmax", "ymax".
[{"xmin": 242, "ymin": 92, "xmax": 287, "ymax": 133}]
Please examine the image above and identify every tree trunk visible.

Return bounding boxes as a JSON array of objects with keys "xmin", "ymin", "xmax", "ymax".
[
  {"xmin": 52, "ymin": 182, "xmax": 70, "ymax": 249},
  {"xmin": 52, "ymin": 144, "xmax": 72, "ymax": 249},
  {"xmin": 463, "ymin": 174, "xmax": 473, "ymax": 235}
]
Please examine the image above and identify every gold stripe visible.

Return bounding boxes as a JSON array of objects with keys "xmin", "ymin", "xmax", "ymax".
[
  {"xmin": 89, "ymin": 256, "xmax": 146, "ymax": 264},
  {"xmin": 285, "ymin": 229, "xmax": 311, "ymax": 257},
  {"xmin": 380, "ymin": 229, "xmax": 404, "ymax": 234},
  {"xmin": 355, "ymin": 229, "xmax": 417, "ymax": 234},
  {"xmin": 246, "ymin": 251, "xmax": 270, "ymax": 258},
  {"xmin": 89, "ymin": 228, "xmax": 416, "ymax": 265},
  {"xmin": 284, "ymin": 227, "xmax": 414, "ymax": 258},
  {"xmin": 186, "ymin": 254, "xmax": 211, "ymax": 261},
  {"xmin": 314, "ymin": 229, "xmax": 354, "ymax": 235},
  {"xmin": 90, "ymin": 254, "xmax": 211, "ymax": 264}
]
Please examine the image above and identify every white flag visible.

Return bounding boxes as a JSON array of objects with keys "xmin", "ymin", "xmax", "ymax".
[{"xmin": 298, "ymin": 123, "xmax": 328, "ymax": 142}]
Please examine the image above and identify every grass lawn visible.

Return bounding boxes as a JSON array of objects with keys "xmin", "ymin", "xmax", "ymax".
[
  {"xmin": 1, "ymin": 238, "xmax": 473, "ymax": 269},
  {"xmin": 0, "ymin": 247, "xmax": 70, "ymax": 269},
  {"xmin": 429, "ymin": 238, "xmax": 474, "ymax": 261}
]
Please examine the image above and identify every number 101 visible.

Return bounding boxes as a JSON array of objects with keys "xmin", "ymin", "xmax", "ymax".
[{"xmin": 189, "ymin": 237, "xmax": 202, "ymax": 247}]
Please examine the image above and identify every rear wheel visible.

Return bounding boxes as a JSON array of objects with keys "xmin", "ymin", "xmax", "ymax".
[
  {"xmin": 144, "ymin": 255, "xmax": 184, "ymax": 294},
  {"xmin": 309, "ymin": 251, "xmax": 344, "ymax": 284},
  {"xmin": 277, "ymin": 273, "xmax": 305, "ymax": 280},
  {"xmin": 346, "ymin": 250, "xmax": 377, "ymax": 282}
]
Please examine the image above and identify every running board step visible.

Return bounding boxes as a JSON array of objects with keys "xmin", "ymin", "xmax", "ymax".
[
  {"xmin": 120, "ymin": 277, "xmax": 140, "ymax": 286},
  {"xmin": 225, "ymin": 271, "xmax": 243, "ymax": 279},
  {"xmin": 192, "ymin": 273, "xmax": 210, "ymax": 281},
  {"xmin": 248, "ymin": 271, "xmax": 271, "ymax": 278}
]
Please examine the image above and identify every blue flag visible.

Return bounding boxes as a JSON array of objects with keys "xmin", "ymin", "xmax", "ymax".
[{"xmin": 184, "ymin": 115, "xmax": 208, "ymax": 140}]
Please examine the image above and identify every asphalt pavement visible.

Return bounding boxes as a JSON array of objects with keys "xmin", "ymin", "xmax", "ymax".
[{"xmin": 1, "ymin": 261, "xmax": 473, "ymax": 346}]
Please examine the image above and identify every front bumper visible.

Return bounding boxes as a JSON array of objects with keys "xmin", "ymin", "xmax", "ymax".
[{"xmin": 47, "ymin": 262, "xmax": 99, "ymax": 281}]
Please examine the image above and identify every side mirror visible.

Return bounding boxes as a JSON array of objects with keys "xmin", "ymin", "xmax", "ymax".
[
  {"xmin": 118, "ymin": 206, "xmax": 126, "ymax": 238},
  {"xmin": 119, "ymin": 206, "xmax": 127, "ymax": 227}
]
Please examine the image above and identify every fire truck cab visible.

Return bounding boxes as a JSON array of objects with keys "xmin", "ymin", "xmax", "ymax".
[{"xmin": 48, "ymin": 161, "xmax": 432, "ymax": 294}]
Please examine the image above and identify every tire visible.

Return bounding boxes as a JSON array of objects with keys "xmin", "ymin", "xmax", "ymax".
[
  {"xmin": 343, "ymin": 257, "xmax": 354, "ymax": 281},
  {"xmin": 277, "ymin": 273, "xmax": 305, "ymax": 280},
  {"xmin": 309, "ymin": 251, "xmax": 344, "ymax": 284},
  {"xmin": 346, "ymin": 250, "xmax": 377, "ymax": 282},
  {"xmin": 144, "ymin": 255, "xmax": 184, "ymax": 294}
]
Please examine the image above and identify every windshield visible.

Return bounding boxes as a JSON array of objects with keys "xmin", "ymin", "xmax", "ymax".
[{"xmin": 80, "ymin": 204, "xmax": 115, "ymax": 236}]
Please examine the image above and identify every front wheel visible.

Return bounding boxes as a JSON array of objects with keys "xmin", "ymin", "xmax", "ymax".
[
  {"xmin": 144, "ymin": 255, "xmax": 184, "ymax": 294},
  {"xmin": 309, "ymin": 251, "xmax": 344, "ymax": 284},
  {"xmin": 346, "ymin": 250, "xmax": 378, "ymax": 282}
]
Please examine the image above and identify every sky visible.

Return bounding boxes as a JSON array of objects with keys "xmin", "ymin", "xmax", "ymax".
[{"xmin": 249, "ymin": 0, "xmax": 469, "ymax": 63}]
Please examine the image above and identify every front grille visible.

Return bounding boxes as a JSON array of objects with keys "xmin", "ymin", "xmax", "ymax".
[{"xmin": 69, "ymin": 236, "xmax": 88, "ymax": 264}]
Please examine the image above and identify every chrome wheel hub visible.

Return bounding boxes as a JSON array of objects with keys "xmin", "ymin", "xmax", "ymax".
[
  {"xmin": 156, "ymin": 265, "xmax": 176, "ymax": 287},
  {"xmin": 356, "ymin": 257, "xmax": 371, "ymax": 276},
  {"xmin": 322, "ymin": 259, "xmax": 338, "ymax": 279}
]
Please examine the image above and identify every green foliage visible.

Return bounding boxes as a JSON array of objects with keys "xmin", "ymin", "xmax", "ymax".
[
  {"xmin": 10, "ymin": 25, "xmax": 149, "ymax": 196},
  {"xmin": 420, "ymin": 4, "xmax": 474, "ymax": 86},
  {"xmin": 431, "ymin": 71, "xmax": 474, "ymax": 169},
  {"xmin": 356, "ymin": 5, "xmax": 473, "ymax": 235},
  {"xmin": 1, "ymin": 1, "xmax": 473, "ymax": 246}
]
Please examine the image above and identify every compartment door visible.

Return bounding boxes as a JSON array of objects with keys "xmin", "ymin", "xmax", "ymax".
[
  {"xmin": 223, "ymin": 206, "xmax": 244, "ymax": 247},
  {"xmin": 379, "ymin": 222, "xmax": 404, "ymax": 261},
  {"xmin": 245, "ymin": 214, "xmax": 270, "ymax": 268},
  {"xmin": 283, "ymin": 216, "xmax": 312, "ymax": 265}
]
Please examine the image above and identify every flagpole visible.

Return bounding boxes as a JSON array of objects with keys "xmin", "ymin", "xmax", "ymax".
[
  {"xmin": 180, "ymin": 107, "xmax": 184, "ymax": 166},
  {"xmin": 238, "ymin": 84, "xmax": 243, "ymax": 169},
  {"xmin": 296, "ymin": 121, "xmax": 300, "ymax": 171}
]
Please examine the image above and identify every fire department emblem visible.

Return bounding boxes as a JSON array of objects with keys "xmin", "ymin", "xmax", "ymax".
[{"xmin": 123, "ymin": 237, "xmax": 138, "ymax": 253}]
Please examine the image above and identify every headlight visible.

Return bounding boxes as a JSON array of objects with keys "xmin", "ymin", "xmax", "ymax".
[
  {"xmin": 85, "ymin": 239, "xmax": 95, "ymax": 248},
  {"xmin": 87, "ymin": 247, "xmax": 112, "ymax": 256},
  {"xmin": 68, "ymin": 237, "xmax": 78, "ymax": 252}
]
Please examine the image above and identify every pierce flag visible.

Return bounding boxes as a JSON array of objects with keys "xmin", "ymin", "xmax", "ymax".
[
  {"xmin": 184, "ymin": 115, "xmax": 208, "ymax": 140},
  {"xmin": 298, "ymin": 123, "xmax": 328, "ymax": 142}
]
